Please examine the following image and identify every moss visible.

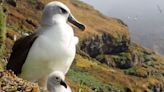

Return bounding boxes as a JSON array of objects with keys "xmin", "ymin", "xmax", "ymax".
[
  {"xmin": 124, "ymin": 66, "xmax": 149, "ymax": 78},
  {"xmin": 0, "ymin": 59, "xmax": 6, "ymax": 71},
  {"xmin": 124, "ymin": 66, "xmax": 137, "ymax": 75},
  {"xmin": 0, "ymin": 6, "xmax": 6, "ymax": 58},
  {"xmin": 130, "ymin": 43, "xmax": 158, "ymax": 64},
  {"xmin": 27, "ymin": 0, "xmax": 37, "ymax": 5},
  {"xmin": 110, "ymin": 52, "xmax": 132, "ymax": 69}
]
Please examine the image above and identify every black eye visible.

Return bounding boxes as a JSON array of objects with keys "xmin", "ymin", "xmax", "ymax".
[
  {"xmin": 59, "ymin": 7, "xmax": 67, "ymax": 14},
  {"xmin": 56, "ymin": 77, "xmax": 59, "ymax": 80}
]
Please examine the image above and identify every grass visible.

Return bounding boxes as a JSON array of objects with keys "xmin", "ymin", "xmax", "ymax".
[
  {"xmin": 67, "ymin": 68, "xmax": 124, "ymax": 92},
  {"xmin": 67, "ymin": 54, "xmax": 126, "ymax": 92},
  {"xmin": 72, "ymin": 52, "xmax": 164, "ymax": 91},
  {"xmin": 27, "ymin": 0, "xmax": 37, "ymax": 5},
  {"xmin": 96, "ymin": 52, "xmax": 133, "ymax": 69},
  {"xmin": 70, "ymin": 0, "xmax": 93, "ymax": 10},
  {"xmin": 110, "ymin": 52, "xmax": 132, "ymax": 68},
  {"xmin": 0, "ymin": 59, "xmax": 6, "ymax": 71},
  {"xmin": 1, "ymin": 0, "xmax": 164, "ymax": 91},
  {"xmin": 0, "ymin": 6, "xmax": 6, "ymax": 58}
]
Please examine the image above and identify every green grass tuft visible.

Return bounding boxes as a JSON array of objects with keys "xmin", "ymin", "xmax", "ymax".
[
  {"xmin": 67, "ymin": 67, "xmax": 125, "ymax": 92},
  {"xmin": 0, "ymin": 6, "xmax": 6, "ymax": 58}
]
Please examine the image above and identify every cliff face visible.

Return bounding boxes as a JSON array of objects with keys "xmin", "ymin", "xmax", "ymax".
[{"xmin": 0, "ymin": 0, "xmax": 164, "ymax": 92}]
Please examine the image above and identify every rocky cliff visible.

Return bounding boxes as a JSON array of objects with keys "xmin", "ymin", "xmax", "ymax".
[{"xmin": 0, "ymin": 0, "xmax": 164, "ymax": 92}]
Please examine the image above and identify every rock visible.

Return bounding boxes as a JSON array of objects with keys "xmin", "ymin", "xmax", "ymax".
[
  {"xmin": 124, "ymin": 87, "xmax": 132, "ymax": 92},
  {"xmin": 148, "ymin": 83, "xmax": 163, "ymax": 92},
  {"xmin": 80, "ymin": 32, "xmax": 129, "ymax": 58},
  {"xmin": 6, "ymin": 0, "xmax": 16, "ymax": 7},
  {"xmin": 36, "ymin": 1, "xmax": 44, "ymax": 10},
  {"xmin": 0, "ymin": 70, "xmax": 39, "ymax": 92},
  {"xmin": 96, "ymin": 51, "xmax": 138, "ymax": 69},
  {"xmin": 25, "ymin": 18, "xmax": 38, "ymax": 28}
]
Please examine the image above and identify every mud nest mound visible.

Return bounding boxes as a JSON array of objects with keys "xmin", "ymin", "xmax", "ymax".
[{"xmin": 0, "ymin": 70, "xmax": 39, "ymax": 92}]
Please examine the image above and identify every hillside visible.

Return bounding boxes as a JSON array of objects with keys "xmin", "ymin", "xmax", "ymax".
[{"xmin": 0, "ymin": 0, "xmax": 164, "ymax": 92}]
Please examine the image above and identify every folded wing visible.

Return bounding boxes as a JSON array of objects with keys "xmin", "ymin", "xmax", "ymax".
[{"xmin": 7, "ymin": 33, "xmax": 38, "ymax": 75}]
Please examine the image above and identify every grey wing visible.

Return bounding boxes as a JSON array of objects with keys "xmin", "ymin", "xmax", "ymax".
[{"xmin": 7, "ymin": 32, "xmax": 38, "ymax": 75}]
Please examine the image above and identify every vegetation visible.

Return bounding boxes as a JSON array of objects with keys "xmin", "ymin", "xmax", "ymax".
[
  {"xmin": 0, "ymin": 71, "xmax": 39, "ymax": 91},
  {"xmin": 0, "ymin": 6, "xmax": 6, "ymax": 58},
  {"xmin": 0, "ymin": 0, "xmax": 163, "ymax": 92},
  {"xmin": 70, "ymin": 0, "xmax": 93, "ymax": 10},
  {"xmin": 67, "ymin": 55, "xmax": 125, "ymax": 92},
  {"xmin": 27, "ymin": 0, "xmax": 37, "ymax": 5}
]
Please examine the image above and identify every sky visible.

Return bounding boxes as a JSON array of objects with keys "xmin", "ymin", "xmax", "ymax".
[{"xmin": 81, "ymin": 0, "xmax": 164, "ymax": 55}]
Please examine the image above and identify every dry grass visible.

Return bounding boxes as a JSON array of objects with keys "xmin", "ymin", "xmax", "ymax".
[
  {"xmin": 66, "ymin": 53, "xmax": 164, "ymax": 91},
  {"xmin": 1, "ymin": 0, "xmax": 164, "ymax": 92},
  {"xmin": 4, "ymin": 0, "xmax": 130, "ymax": 41}
]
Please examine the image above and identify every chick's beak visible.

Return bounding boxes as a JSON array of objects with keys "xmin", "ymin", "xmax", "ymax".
[{"xmin": 60, "ymin": 80, "xmax": 67, "ymax": 88}]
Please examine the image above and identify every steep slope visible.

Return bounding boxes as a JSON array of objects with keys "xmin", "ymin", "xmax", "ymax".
[{"xmin": 0, "ymin": 0, "xmax": 163, "ymax": 92}]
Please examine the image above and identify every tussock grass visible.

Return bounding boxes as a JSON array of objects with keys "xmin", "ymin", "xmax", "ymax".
[
  {"xmin": 0, "ymin": 6, "xmax": 6, "ymax": 58},
  {"xmin": 1, "ymin": 0, "xmax": 164, "ymax": 91},
  {"xmin": 70, "ymin": 0, "xmax": 93, "ymax": 10}
]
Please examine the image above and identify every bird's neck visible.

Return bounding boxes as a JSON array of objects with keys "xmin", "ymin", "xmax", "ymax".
[{"xmin": 38, "ymin": 21, "xmax": 74, "ymax": 45}]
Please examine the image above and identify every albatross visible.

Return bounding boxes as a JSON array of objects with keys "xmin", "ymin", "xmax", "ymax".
[
  {"xmin": 47, "ymin": 71, "xmax": 72, "ymax": 92},
  {"xmin": 7, "ymin": 1, "xmax": 85, "ymax": 89}
]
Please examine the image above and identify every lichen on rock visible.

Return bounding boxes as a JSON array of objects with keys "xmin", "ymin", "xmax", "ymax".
[{"xmin": 0, "ymin": 70, "xmax": 39, "ymax": 92}]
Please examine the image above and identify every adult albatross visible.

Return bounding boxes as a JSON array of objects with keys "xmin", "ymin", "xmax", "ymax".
[{"xmin": 7, "ymin": 1, "xmax": 85, "ymax": 89}]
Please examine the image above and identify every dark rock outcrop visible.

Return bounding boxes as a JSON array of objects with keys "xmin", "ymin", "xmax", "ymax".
[
  {"xmin": 6, "ymin": 0, "xmax": 17, "ymax": 7},
  {"xmin": 80, "ymin": 31, "xmax": 159, "ymax": 69},
  {"xmin": 80, "ymin": 32, "xmax": 130, "ymax": 58}
]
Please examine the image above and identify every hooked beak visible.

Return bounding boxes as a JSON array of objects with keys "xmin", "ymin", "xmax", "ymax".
[
  {"xmin": 68, "ymin": 14, "xmax": 85, "ymax": 31},
  {"xmin": 60, "ymin": 80, "xmax": 67, "ymax": 88}
]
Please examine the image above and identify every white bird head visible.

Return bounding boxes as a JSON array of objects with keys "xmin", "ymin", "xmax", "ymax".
[
  {"xmin": 41, "ymin": 1, "xmax": 85, "ymax": 31},
  {"xmin": 47, "ymin": 71, "xmax": 67, "ymax": 90}
]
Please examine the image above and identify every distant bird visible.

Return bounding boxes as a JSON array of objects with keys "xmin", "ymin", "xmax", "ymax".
[
  {"xmin": 7, "ymin": 1, "xmax": 85, "ymax": 89},
  {"xmin": 127, "ymin": 16, "xmax": 131, "ymax": 19},
  {"xmin": 156, "ymin": 4, "xmax": 162, "ymax": 13},
  {"xmin": 47, "ymin": 71, "xmax": 72, "ymax": 92},
  {"xmin": 133, "ymin": 16, "xmax": 138, "ymax": 21}
]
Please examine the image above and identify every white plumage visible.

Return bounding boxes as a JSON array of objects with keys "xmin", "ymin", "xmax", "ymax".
[
  {"xmin": 15, "ymin": 1, "xmax": 85, "ymax": 89},
  {"xmin": 20, "ymin": 17, "xmax": 76, "ymax": 81},
  {"xmin": 47, "ymin": 71, "xmax": 72, "ymax": 92}
]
